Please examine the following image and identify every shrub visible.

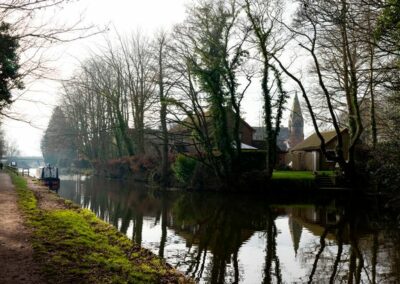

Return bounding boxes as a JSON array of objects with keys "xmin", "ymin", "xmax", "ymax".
[
  {"xmin": 367, "ymin": 142, "xmax": 400, "ymax": 192},
  {"xmin": 172, "ymin": 154, "xmax": 197, "ymax": 185},
  {"xmin": 128, "ymin": 155, "xmax": 157, "ymax": 173},
  {"xmin": 91, "ymin": 155, "xmax": 158, "ymax": 179},
  {"xmin": 241, "ymin": 150, "xmax": 266, "ymax": 171}
]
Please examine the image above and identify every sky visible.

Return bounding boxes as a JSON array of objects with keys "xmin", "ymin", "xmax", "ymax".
[{"xmin": 3, "ymin": 0, "xmax": 306, "ymax": 157}]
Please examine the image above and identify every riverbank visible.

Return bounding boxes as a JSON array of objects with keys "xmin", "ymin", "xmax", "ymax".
[{"xmin": 7, "ymin": 172, "xmax": 190, "ymax": 283}]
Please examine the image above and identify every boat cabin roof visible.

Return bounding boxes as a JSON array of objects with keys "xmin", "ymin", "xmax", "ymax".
[{"xmin": 38, "ymin": 165, "xmax": 59, "ymax": 179}]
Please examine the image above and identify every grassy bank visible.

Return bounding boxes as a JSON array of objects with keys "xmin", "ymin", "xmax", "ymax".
[
  {"xmin": 272, "ymin": 170, "xmax": 335, "ymax": 180},
  {"xmin": 10, "ymin": 172, "xmax": 187, "ymax": 284},
  {"xmin": 272, "ymin": 171, "xmax": 315, "ymax": 180},
  {"xmin": 268, "ymin": 171, "xmax": 337, "ymax": 191}
]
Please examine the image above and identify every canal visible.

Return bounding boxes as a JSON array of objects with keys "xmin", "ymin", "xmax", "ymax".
[{"xmin": 57, "ymin": 175, "xmax": 400, "ymax": 283}]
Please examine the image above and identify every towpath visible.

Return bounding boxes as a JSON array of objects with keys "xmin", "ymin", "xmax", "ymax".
[{"xmin": 0, "ymin": 172, "xmax": 43, "ymax": 283}]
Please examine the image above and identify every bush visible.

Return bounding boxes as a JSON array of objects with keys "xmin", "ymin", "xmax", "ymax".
[
  {"xmin": 128, "ymin": 155, "xmax": 157, "ymax": 173},
  {"xmin": 241, "ymin": 150, "xmax": 266, "ymax": 171},
  {"xmin": 172, "ymin": 154, "xmax": 197, "ymax": 185},
  {"xmin": 92, "ymin": 155, "xmax": 158, "ymax": 179},
  {"xmin": 367, "ymin": 142, "xmax": 400, "ymax": 192}
]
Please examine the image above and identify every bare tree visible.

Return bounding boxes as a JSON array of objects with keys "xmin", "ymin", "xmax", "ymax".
[
  {"xmin": 5, "ymin": 139, "xmax": 21, "ymax": 158},
  {"xmin": 154, "ymin": 31, "xmax": 173, "ymax": 186},
  {"xmin": 58, "ymin": 31, "xmax": 159, "ymax": 165},
  {"xmin": 167, "ymin": 29, "xmax": 216, "ymax": 172},
  {"xmin": 62, "ymin": 63, "xmax": 118, "ymax": 162},
  {"xmin": 271, "ymin": 0, "xmax": 387, "ymax": 179},
  {"xmin": 1, "ymin": 0, "xmax": 98, "ymax": 80},
  {"xmin": 244, "ymin": 0, "xmax": 289, "ymax": 178},
  {"xmin": 118, "ymin": 32, "xmax": 157, "ymax": 154}
]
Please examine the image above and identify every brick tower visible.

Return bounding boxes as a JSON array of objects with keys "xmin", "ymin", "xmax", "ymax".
[{"xmin": 288, "ymin": 93, "xmax": 304, "ymax": 148}]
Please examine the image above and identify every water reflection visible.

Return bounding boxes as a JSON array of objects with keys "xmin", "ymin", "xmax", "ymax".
[{"xmin": 58, "ymin": 176, "xmax": 400, "ymax": 283}]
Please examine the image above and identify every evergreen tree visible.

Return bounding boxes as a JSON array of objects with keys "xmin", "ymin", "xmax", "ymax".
[
  {"xmin": 0, "ymin": 22, "xmax": 22, "ymax": 111},
  {"xmin": 41, "ymin": 107, "xmax": 77, "ymax": 167}
]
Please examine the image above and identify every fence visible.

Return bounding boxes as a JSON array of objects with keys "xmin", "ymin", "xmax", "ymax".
[
  {"xmin": 4, "ymin": 166, "xmax": 31, "ymax": 176},
  {"xmin": 5, "ymin": 165, "xmax": 19, "ymax": 174}
]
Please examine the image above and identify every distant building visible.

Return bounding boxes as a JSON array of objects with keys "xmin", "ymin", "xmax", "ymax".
[
  {"xmin": 168, "ymin": 95, "xmax": 306, "ymax": 170},
  {"xmin": 251, "ymin": 127, "xmax": 289, "ymax": 151},
  {"xmin": 289, "ymin": 129, "xmax": 350, "ymax": 171},
  {"xmin": 169, "ymin": 108, "xmax": 255, "ymax": 154},
  {"xmin": 252, "ymin": 93, "xmax": 305, "ymax": 152}
]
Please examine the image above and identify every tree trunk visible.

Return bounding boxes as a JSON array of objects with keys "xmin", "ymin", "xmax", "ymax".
[{"xmin": 158, "ymin": 38, "xmax": 169, "ymax": 186}]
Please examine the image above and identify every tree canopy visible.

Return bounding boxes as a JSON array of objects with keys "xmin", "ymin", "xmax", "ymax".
[
  {"xmin": 0, "ymin": 22, "xmax": 22, "ymax": 110},
  {"xmin": 41, "ymin": 107, "xmax": 77, "ymax": 167}
]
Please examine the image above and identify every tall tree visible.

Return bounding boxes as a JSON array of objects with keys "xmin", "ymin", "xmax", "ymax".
[
  {"xmin": 119, "ymin": 32, "xmax": 157, "ymax": 155},
  {"xmin": 155, "ymin": 31, "xmax": 172, "ymax": 186},
  {"xmin": 174, "ymin": 0, "xmax": 250, "ymax": 182},
  {"xmin": 41, "ymin": 107, "xmax": 77, "ymax": 167},
  {"xmin": 59, "ymin": 33, "xmax": 158, "ymax": 163},
  {"xmin": 62, "ymin": 66, "xmax": 117, "ymax": 162},
  {"xmin": 244, "ymin": 0, "xmax": 289, "ymax": 178},
  {"xmin": 87, "ymin": 53, "xmax": 135, "ymax": 156},
  {"xmin": 167, "ymin": 27, "xmax": 218, "ymax": 175}
]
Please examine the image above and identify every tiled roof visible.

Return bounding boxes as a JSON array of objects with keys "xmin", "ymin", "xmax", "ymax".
[
  {"xmin": 170, "ymin": 109, "xmax": 254, "ymax": 133},
  {"xmin": 291, "ymin": 129, "xmax": 347, "ymax": 151},
  {"xmin": 252, "ymin": 127, "xmax": 289, "ymax": 151}
]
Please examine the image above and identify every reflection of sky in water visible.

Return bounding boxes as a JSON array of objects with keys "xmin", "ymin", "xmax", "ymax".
[
  {"xmin": 237, "ymin": 233, "xmax": 264, "ymax": 284},
  {"xmin": 58, "ymin": 175, "xmax": 400, "ymax": 284}
]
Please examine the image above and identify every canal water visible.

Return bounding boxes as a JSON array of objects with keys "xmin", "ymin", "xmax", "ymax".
[{"xmin": 57, "ymin": 175, "xmax": 400, "ymax": 283}]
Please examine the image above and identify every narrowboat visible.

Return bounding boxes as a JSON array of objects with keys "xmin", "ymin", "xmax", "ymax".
[{"xmin": 36, "ymin": 164, "xmax": 60, "ymax": 190}]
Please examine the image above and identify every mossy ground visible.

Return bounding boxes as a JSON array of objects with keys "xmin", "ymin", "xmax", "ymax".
[{"xmin": 10, "ymin": 173, "xmax": 186, "ymax": 284}]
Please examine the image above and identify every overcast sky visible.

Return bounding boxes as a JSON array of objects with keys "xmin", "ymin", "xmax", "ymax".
[{"xmin": 4, "ymin": 0, "xmax": 305, "ymax": 157}]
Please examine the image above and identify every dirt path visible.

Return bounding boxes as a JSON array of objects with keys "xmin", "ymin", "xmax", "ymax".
[{"xmin": 0, "ymin": 172, "xmax": 44, "ymax": 284}]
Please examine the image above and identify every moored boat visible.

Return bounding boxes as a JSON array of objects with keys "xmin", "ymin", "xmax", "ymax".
[{"xmin": 36, "ymin": 164, "xmax": 60, "ymax": 190}]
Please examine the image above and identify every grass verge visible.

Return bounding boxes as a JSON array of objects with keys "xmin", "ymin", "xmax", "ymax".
[
  {"xmin": 272, "ymin": 171, "xmax": 315, "ymax": 180},
  {"xmin": 272, "ymin": 170, "xmax": 335, "ymax": 180},
  {"xmin": 10, "ymin": 172, "xmax": 185, "ymax": 284}
]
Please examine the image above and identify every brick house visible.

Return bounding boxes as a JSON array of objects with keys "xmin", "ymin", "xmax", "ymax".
[{"xmin": 169, "ymin": 109, "xmax": 256, "ymax": 154}]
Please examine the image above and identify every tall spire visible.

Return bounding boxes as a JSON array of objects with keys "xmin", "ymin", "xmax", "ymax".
[{"xmin": 288, "ymin": 93, "xmax": 304, "ymax": 148}]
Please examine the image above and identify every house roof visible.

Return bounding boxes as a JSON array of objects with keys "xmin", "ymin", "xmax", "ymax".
[
  {"xmin": 239, "ymin": 143, "xmax": 257, "ymax": 150},
  {"xmin": 291, "ymin": 129, "xmax": 347, "ymax": 152},
  {"xmin": 170, "ymin": 108, "xmax": 255, "ymax": 134},
  {"xmin": 252, "ymin": 127, "xmax": 289, "ymax": 141},
  {"xmin": 252, "ymin": 127, "xmax": 290, "ymax": 151}
]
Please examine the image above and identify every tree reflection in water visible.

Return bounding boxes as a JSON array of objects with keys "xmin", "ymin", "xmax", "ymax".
[
  {"xmin": 295, "ymin": 199, "xmax": 400, "ymax": 284},
  {"xmin": 263, "ymin": 212, "xmax": 281, "ymax": 284},
  {"xmin": 58, "ymin": 176, "xmax": 400, "ymax": 284},
  {"xmin": 171, "ymin": 195, "xmax": 251, "ymax": 283}
]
